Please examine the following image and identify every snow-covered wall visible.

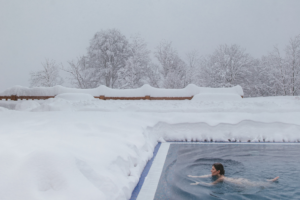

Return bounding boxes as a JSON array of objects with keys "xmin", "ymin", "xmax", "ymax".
[{"xmin": 0, "ymin": 84, "xmax": 244, "ymax": 97}]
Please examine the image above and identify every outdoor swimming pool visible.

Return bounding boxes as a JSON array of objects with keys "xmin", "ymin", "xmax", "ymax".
[{"xmin": 136, "ymin": 143, "xmax": 300, "ymax": 200}]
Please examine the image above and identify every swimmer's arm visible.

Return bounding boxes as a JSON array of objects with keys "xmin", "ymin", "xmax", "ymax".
[
  {"xmin": 191, "ymin": 181, "xmax": 211, "ymax": 186},
  {"xmin": 188, "ymin": 174, "xmax": 211, "ymax": 178},
  {"xmin": 190, "ymin": 181, "xmax": 214, "ymax": 186},
  {"xmin": 267, "ymin": 176, "xmax": 279, "ymax": 182}
]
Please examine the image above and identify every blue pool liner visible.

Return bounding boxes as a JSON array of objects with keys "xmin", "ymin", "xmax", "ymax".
[{"xmin": 130, "ymin": 142, "xmax": 161, "ymax": 200}]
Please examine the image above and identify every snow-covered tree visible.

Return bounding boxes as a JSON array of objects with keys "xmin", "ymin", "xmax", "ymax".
[
  {"xmin": 29, "ymin": 59, "xmax": 64, "ymax": 87},
  {"xmin": 200, "ymin": 56, "xmax": 221, "ymax": 88},
  {"xmin": 144, "ymin": 63, "xmax": 162, "ymax": 88},
  {"xmin": 257, "ymin": 35, "xmax": 300, "ymax": 96},
  {"xmin": 243, "ymin": 58, "xmax": 266, "ymax": 97},
  {"xmin": 43, "ymin": 29, "xmax": 300, "ymax": 96},
  {"xmin": 116, "ymin": 35, "xmax": 151, "ymax": 89},
  {"xmin": 155, "ymin": 41, "xmax": 186, "ymax": 88},
  {"xmin": 201, "ymin": 44, "xmax": 254, "ymax": 91},
  {"xmin": 87, "ymin": 29, "xmax": 130, "ymax": 88},
  {"xmin": 285, "ymin": 34, "xmax": 300, "ymax": 95},
  {"xmin": 260, "ymin": 47, "xmax": 288, "ymax": 96},
  {"xmin": 185, "ymin": 50, "xmax": 202, "ymax": 86},
  {"xmin": 163, "ymin": 59, "xmax": 186, "ymax": 89}
]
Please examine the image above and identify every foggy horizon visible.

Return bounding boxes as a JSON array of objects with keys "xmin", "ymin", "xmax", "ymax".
[{"xmin": 1, "ymin": 0, "xmax": 300, "ymax": 92}]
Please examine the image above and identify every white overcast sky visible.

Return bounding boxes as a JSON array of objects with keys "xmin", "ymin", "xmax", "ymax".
[{"xmin": 1, "ymin": 0, "xmax": 300, "ymax": 92}]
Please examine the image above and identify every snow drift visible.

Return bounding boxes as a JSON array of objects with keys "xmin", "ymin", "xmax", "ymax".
[
  {"xmin": 55, "ymin": 93, "xmax": 95, "ymax": 101},
  {"xmin": 149, "ymin": 121, "xmax": 300, "ymax": 142},
  {"xmin": 191, "ymin": 93, "xmax": 242, "ymax": 101},
  {"xmin": 15, "ymin": 101, "xmax": 40, "ymax": 111}
]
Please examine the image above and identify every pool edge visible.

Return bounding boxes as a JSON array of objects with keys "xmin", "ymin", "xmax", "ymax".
[
  {"xmin": 130, "ymin": 142, "xmax": 162, "ymax": 200},
  {"xmin": 134, "ymin": 143, "xmax": 170, "ymax": 200}
]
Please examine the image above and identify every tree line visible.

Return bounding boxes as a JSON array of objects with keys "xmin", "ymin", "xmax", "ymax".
[{"xmin": 29, "ymin": 29, "xmax": 300, "ymax": 97}]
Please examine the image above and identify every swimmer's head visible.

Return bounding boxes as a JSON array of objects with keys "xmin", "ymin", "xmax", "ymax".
[{"xmin": 211, "ymin": 163, "xmax": 225, "ymax": 176}]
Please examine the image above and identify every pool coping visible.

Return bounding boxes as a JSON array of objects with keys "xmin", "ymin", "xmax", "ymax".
[
  {"xmin": 167, "ymin": 141, "xmax": 300, "ymax": 145},
  {"xmin": 130, "ymin": 143, "xmax": 162, "ymax": 200}
]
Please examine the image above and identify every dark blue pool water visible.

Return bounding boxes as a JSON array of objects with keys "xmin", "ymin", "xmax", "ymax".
[{"xmin": 154, "ymin": 144, "xmax": 300, "ymax": 200}]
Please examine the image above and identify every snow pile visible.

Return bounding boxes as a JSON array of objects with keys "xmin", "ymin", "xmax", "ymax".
[
  {"xmin": 191, "ymin": 93, "xmax": 242, "ymax": 101},
  {"xmin": 15, "ymin": 101, "xmax": 40, "ymax": 111},
  {"xmin": 150, "ymin": 120, "xmax": 300, "ymax": 142},
  {"xmin": 0, "ymin": 101, "xmax": 17, "ymax": 110},
  {"xmin": 32, "ymin": 99, "xmax": 76, "ymax": 112},
  {"xmin": 0, "ymin": 84, "xmax": 243, "ymax": 97},
  {"xmin": 0, "ymin": 107, "xmax": 8, "ymax": 111},
  {"xmin": 55, "ymin": 93, "xmax": 95, "ymax": 102}
]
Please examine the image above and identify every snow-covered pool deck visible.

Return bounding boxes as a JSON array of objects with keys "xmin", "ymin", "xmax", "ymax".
[
  {"xmin": 1, "ymin": 95, "xmax": 300, "ymax": 200},
  {"xmin": 133, "ymin": 142, "xmax": 300, "ymax": 200}
]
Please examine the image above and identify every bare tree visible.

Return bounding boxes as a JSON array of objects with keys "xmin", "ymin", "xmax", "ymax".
[
  {"xmin": 29, "ymin": 59, "xmax": 64, "ymax": 87},
  {"xmin": 61, "ymin": 56, "xmax": 96, "ymax": 89}
]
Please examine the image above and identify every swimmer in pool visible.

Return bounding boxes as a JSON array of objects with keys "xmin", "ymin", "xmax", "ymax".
[{"xmin": 188, "ymin": 163, "xmax": 279, "ymax": 186}]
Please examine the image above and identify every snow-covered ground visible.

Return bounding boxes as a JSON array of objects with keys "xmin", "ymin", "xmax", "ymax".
[{"xmin": 0, "ymin": 94, "xmax": 300, "ymax": 200}]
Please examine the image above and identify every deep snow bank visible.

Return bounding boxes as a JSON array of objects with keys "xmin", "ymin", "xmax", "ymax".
[
  {"xmin": 0, "ymin": 84, "xmax": 243, "ymax": 97},
  {"xmin": 0, "ymin": 107, "xmax": 8, "ymax": 111},
  {"xmin": 55, "ymin": 93, "xmax": 95, "ymax": 101},
  {"xmin": 149, "ymin": 121, "xmax": 300, "ymax": 142},
  {"xmin": 0, "ymin": 111, "xmax": 300, "ymax": 200},
  {"xmin": 191, "ymin": 93, "xmax": 242, "ymax": 101},
  {"xmin": 0, "ymin": 112, "xmax": 157, "ymax": 200},
  {"xmin": 15, "ymin": 101, "xmax": 40, "ymax": 111},
  {"xmin": 2, "ymin": 95, "xmax": 300, "ymax": 113},
  {"xmin": 1, "ymin": 96, "xmax": 300, "ymax": 200}
]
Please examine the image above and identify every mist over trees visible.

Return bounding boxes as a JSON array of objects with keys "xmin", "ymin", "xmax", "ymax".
[
  {"xmin": 29, "ymin": 59, "xmax": 64, "ymax": 87},
  {"xmin": 29, "ymin": 29, "xmax": 300, "ymax": 97},
  {"xmin": 116, "ymin": 35, "xmax": 152, "ymax": 89}
]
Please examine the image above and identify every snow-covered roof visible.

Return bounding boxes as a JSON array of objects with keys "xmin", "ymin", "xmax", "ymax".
[{"xmin": 0, "ymin": 84, "xmax": 243, "ymax": 97}]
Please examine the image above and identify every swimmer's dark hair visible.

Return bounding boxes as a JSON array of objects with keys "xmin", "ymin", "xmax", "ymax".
[{"xmin": 213, "ymin": 163, "xmax": 225, "ymax": 175}]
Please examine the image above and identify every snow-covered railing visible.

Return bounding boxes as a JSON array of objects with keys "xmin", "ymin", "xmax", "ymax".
[
  {"xmin": 0, "ymin": 95, "xmax": 55, "ymax": 101},
  {"xmin": 0, "ymin": 95, "xmax": 194, "ymax": 101},
  {"xmin": 0, "ymin": 84, "xmax": 243, "ymax": 101}
]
